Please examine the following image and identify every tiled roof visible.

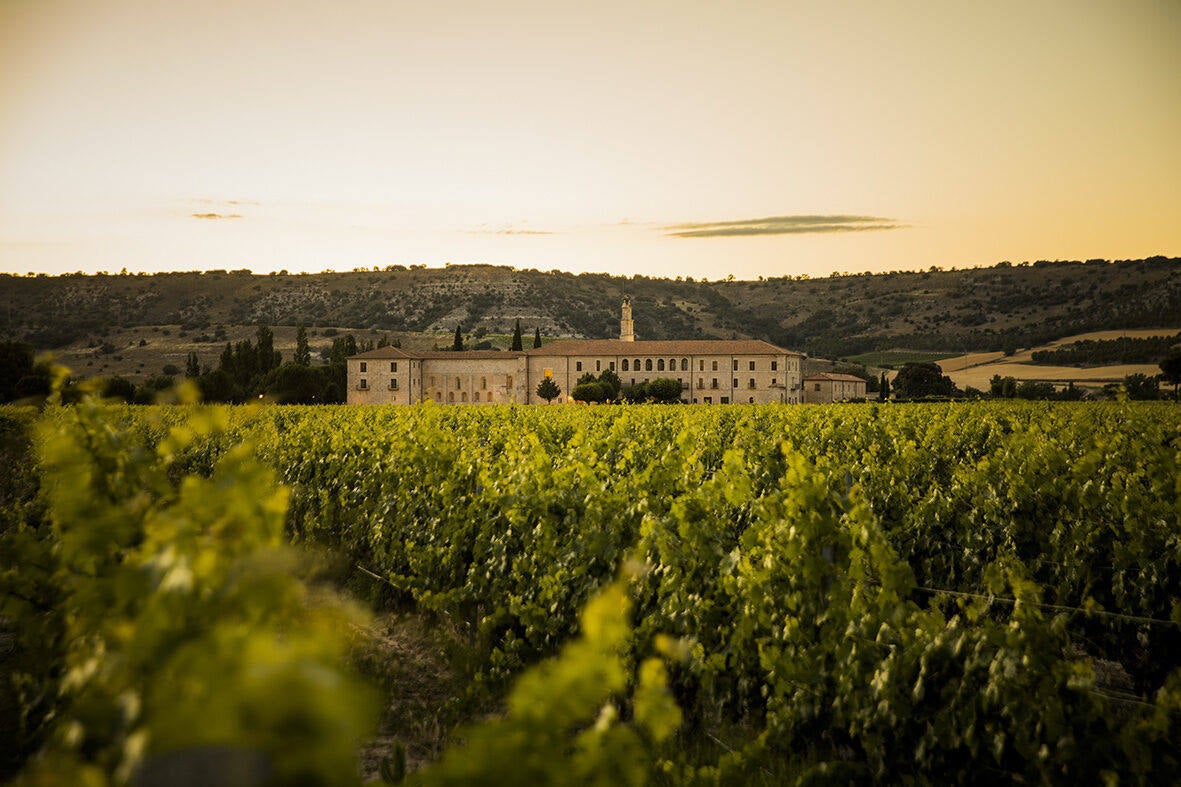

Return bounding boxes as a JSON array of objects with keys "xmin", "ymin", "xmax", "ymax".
[
  {"xmin": 352, "ymin": 338, "xmax": 802, "ymax": 361},
  {"xmin": 525, "ymin": 339, "xmax": 801, "ymax": 356},
  {"xmin": 804, "ymin": 372, "xmax": 867, "ymax": 383}
]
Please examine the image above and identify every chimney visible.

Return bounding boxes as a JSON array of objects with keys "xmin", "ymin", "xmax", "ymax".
[{"xmin": 620, "ymin": 297, "xmax": 635, "ymax": 342}]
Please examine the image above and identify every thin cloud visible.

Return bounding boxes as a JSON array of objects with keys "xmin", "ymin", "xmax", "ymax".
[
  {"xmin": 468, "ymin": 227, "xmax": 556, "ymax": 236},
  {"xmin": 663, "ymin": 214, "xmax": 904, "ymax": 238},
  {"xmin": 191, "ymin": 212, "xmax": 243, "ymax": 220}
]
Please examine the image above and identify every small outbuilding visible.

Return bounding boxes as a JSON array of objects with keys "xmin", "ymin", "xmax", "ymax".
[{"xmin": 803, "ymin": 372, "xmax": 867, "ymax": 403}]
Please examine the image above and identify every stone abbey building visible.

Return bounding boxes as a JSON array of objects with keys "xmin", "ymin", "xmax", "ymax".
[{"xmin": 346, "ymin": 300, "xmax": 804, "ymax": 405}]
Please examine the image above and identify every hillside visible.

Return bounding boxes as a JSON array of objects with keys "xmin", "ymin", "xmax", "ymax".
[{"xmin": 2, "ymin": 257, "xmax": 1178, "ymax": 365}]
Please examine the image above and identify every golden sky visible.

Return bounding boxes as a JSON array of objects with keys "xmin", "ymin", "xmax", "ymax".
[{"xmin": 1, "ymin": 0, "xmax": 1178, "ymax": 279}]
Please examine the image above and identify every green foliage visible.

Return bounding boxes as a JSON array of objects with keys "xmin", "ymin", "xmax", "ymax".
[
  {"xmin": 414, "ymin": 582, "xmax": 681, "ymax": 786},
  {"xmin": 1031, "ymin": 332, "xmax": 1181, "ymax": 367},
  {"xmin": 1, "ymin": 392, "xmax": 377, "ymax": 784},
  {"xmin": 452, "ymin": 325, "xmax": 463, "ymax": 352},
  {"xmin": 536, "ymin": 377, "xmax": 561, "ymax": 403},
  {"xmin": 645, "ymin": 378, "xmax": 682, "ymax": 403},
  {"xmin": 892, "ymin": 362, "xmax": 958, "ymax": 399},
  {"xmin": 533, "ymin": 327, "xmax": 542, "ymax": 349},
  {"xmin": 510, "ymin": 320, "xmax": 523, "ymax": 352}
]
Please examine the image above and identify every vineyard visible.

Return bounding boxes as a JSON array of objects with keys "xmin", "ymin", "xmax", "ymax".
[{"xmin": 2, "ymin": 396, "xmax": 1180, "ymax": 783}]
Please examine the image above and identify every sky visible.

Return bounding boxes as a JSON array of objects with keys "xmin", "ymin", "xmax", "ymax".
[{"xmin": 0, "ymin": 0, "xmax": 1178, "ymax": 280}]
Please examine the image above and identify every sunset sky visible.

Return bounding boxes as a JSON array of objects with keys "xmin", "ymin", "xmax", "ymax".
[{"xmin": 1, "ymin": 0, "xmax": 1178, "ymax": 280}]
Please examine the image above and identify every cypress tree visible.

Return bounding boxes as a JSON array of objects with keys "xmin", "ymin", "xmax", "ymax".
[
  {"xmin": 185, "ymin": 351, "xmax": 201, "ymax": 378},
  {"xmin": 453, "ymin": 325, "xmax": 464, "ymax": 351},
  {"xmin": 533, "ymin": 327, "xmax": 542, "ymax": 349},
  {"xmin": 511, "ymin": 319, "xmax": 523, "ymax": 352},
  {"xmin": 294, "ymin": 325, "xmax": 311, "ymax": 366}
]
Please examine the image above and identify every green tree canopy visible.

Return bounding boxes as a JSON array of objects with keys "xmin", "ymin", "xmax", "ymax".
[
  {"xmin": 536, "ymin": 377, "xmax": 561, "ymax": 403},
  {"xmin": 511, "ymin": 319, "xmax": 523, "ymax": 352}
]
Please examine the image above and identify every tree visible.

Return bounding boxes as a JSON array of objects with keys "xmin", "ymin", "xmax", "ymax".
[
  {"xmin": 0, "ymin": 341, "xmax": 35, "ymax": 402},
  {"xmin": 511, "ymin": 319, "xmax": 523, "ymax": 352},
  {"xmin": 294, "ymin": 325, "xmax": 311, "ymax": 366},
  {"xmin": 646, "ymin": 378, "xmax": 683, "ymax": 403},
  {"xmin": 256, "ymin": 325, "xmax": 280, "ymax": 374},
  {"xmin": 597, "ymin": 369, "xmax": 622, "ymax": 399},
  {"xmin": 453, "ymin": 325, "xmax": 464, "ymax": 352},
  {"xmin": 1160, "ymin": 350, "xmax": 1181, "ymax": 400},
  {"xmin": 891, "ymin": 362, "xmax": 957, "ymax": 400},
  {"xmin": 571, "ymin": 382, "xmax": 606, "ymax": 403},
  {"xmin": 533, "ymin": 328, "xmax": 542, "ymax": 349},
  {"xmin": 1123, "ymin": 373, "xmax": 1159, "ymax": 401},
  {"xmin": 536, "ymin": 377, "xmax": 561, "ymax": 403},
  {"xmin": 184, "ymin": 352, "xmax": 201, "ymax": 378},
  {"xmin": 878, "ymin": 373, "xmax": 890, "ymax": 402},
  {"xmin": 102, "ymin": 376, "xmax": 136, "ymax": 403}
]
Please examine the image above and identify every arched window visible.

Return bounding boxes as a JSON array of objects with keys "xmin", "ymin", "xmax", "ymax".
[
  {"xmin": 645, "ymin": 359, "xmax": 653, "ymax": 371},
  {"xmin": 447, "ymin": 392, "xmax": 454, "ymax": 402},
  {"xmin": 462, "ymin": 392, "xmax": 468, "ymax": 402},
  {"xmin": 681, "ymin": 358, "xmax": 688, "ymax": 371},
  {"xmin": 657, "ymin": 359, "xmax": 665, "ymax": 371},
  {"xmin": 669, "ymin": 358, "xmax": 676, "ymax": 370},
  {"xmin": 634, "ymin": 358, "xmax": 641, "ymax": 370},
  {"xmin": 622, "ymin": 359, "xmax": 629, "ymax": 371}
]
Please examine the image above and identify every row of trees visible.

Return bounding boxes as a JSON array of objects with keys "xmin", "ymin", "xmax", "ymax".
[{"xmin": 453, "ymin": 319, "xmax": 544, "ymax": 352}]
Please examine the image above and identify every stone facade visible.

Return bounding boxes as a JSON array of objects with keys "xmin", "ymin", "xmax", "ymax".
[
  {"xmin": 802, "ymin": 372, "xmax": 868, "ymax": 403},
  {"xmin": 346, "ymin": 303, "xmax": 806, "ymax": 405}
]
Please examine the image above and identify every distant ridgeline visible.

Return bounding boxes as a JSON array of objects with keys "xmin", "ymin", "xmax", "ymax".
[
  {"xmin": 1029, "ymin": 331, "xmax": 1181, "ymax": 367},
  {"xmin": 0, "ymin": 256, "xmax": 1178, "ymax": 359}
]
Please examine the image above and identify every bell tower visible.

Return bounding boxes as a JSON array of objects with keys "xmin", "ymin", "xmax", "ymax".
[{"xmin": 620, "ymin": 297, "xmax": 635, "ymax": 342}]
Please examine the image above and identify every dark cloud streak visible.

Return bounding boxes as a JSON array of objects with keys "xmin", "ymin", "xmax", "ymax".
[{"xmin": 663, "ymin": 214, "xmax": 904, "ymax": 238}]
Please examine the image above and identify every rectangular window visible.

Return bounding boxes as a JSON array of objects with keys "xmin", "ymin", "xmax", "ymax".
[
  {"xmin": 360, "ymin": 362, "xmax": 367, "ymax": 372},
  {"xmin": 609, "ymin": 361, "xmax": 615, "ymax": 371},
  {"xmin": 359, "ymin": 378, "xmax": 367, "ymax": 389},
  {"xmin": 814, "ymin": 383, "xmax": 821, "ymax": 391},
  {"xmin": 430, "ymin": 376, "xmax": 436, "ymax": 386},
  {"xmin": 749, "ymin": 361, "xmax": 755, "ymax": 371},
  {"xmin": 720, "ymin": 397, "xmax": 729, "ymax": 404},
  {"xmin": 699, "ymin": 360, "xmax": 704, "ymax": 371},
  {"xmin": 749, "ymin": 378, "xmax": 755, "ymax": 389},
  {"xmin": 732, "ymin": 360, "xmax": 738, "ymax": 371},
  {"xmin": 507, "ymin": 375, "xmax": 513, "ymax": 388},
  {"xmin": 631, "ymin": 378, "xmax": 636, "ymax": 385},
  {"xmin": 576, "ymin": 361, "xmax": 583, "ymax": 372},
  {"xmin": 596, "ymin": 360, "xmax": 601, "ymax": 372},
  {"xmin": 711, "ymin": 378, "xmax": 718, "ymax": 389},
  {"xmin": 733, "ymin": 378, "xmax": 738, "ymax": 388},
  {"xmin": 390, "ymin": 378, "xmax": 398, "ymax": 390},
  {"xmin": 771, "ymin": 361, "xmax": 777, "ymax": 371},
  {"xmin": 712, "ymin": 361, "xmax": 718, "ymax": 371},
  {"xmin": 391, "ymin": 362, "xmax": 398, "ymax": 372}
]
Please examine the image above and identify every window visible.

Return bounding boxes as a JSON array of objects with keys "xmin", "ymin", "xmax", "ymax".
[
  {"xmin": 360, "ymin": 362, "xmax": 367, "ymax": 372},
  {"xmin": 390, "ymin": 378, "xmax": 398, "ymax": 390},
  {"xmin": 544, "ymin": 368, "xmax": 553, "ymax": 378},
  {"xmin": 697, "ymin": 378, "xmax": 704, "ymax": 389},
  {"xmin": 455, "ymin": 377, "xmax": 461, "ymax": 389},
  {"xmin": 645, "ymin": 359, "xmax": 653, "ymax": 371},
  {"xmin": 749, "ymin": 361, "xmax": 755, "ymax": 371},
  {"xmin": 633, "ymin": 358, "xmax": 640, "ymax": 371},
  {"xmin": 391, "ymin": 362, "xmax": 398, "ymax": 372},
  {"xmin": 430, "ymin": 376, "xmax": 436, "ymax": 387},
  {"xmin": 711, "ymin": 378, "xmax": 718, "ymax": 389},
  {"xmin": 622, "ymin": 359, "xmax": 630, "ymax": 371},
  {"xmin": 609, "ymin": 361, "xmax": 615, "ymax": 371},
  {"xmin": 704, "ymin": 397, "xmax": 713, "ymax": 404},
  {"xmin": 481, "ymin": 377, "xmax": 487, "ymax": 389},
  {"xmin": 359, "ymin": 378, "xmax": 367, "ymax": 389},
  {"xmin": 733, "ymin": 378, "xmax": 738, "ymax": 388},
  {"xmin": 507, "ymin": 375, "xmax": 513, "ymax": 388},
  {"xmin": 462, "ymin": 392, "xmax": 468, "ymax": 402},
  {"xmin": 596, "ymin": 360, "xmax": 601, "ymax": 372},
  {"xmin": 732, "ymin": 360, "xmax": 738, "ymax": 371},
  {"xmin": 631, "ymin": 378, "xmax": 636, "ymax": 386},
  {"xmin": 448, "ymin": 392, "xmax": 454, "ymax": 402},
  {"xmin": 721, "ymin": 397, "xmax": 729, "ymax": 404},
  {"xmin": 681, "ymin": 358, "xmax": 688, "ymax": 371},
  {"xmin": 749, "ymin": 378, "xmax": 756, "ymax": 389},
  {"xmin": 749, "ymin": 397, "xmax": 754, "ymax": 403},
  {"xmin": 657, "ymin": 359, "xmax": 665, "ymax": 371},
  {"xmin": 474, "ymin": 392, "xmax": 480, "ymax": 402},
  {"xmin": 576, "ymin": 361, "xmax": 582, "ymax": 372},
  {"xmin": 771, "ymin": 361, "xmax": 777, "ymax": 371},
  {"xmin": 712, "ymin": 361, "xmax": 718, "ymax": 371},
  {"xmin": 699, "ymin": 360, "xmax": 704, "ymax": 371},
  {"xmin": 814, "ymin": 383, "xmax": 821, "ymax": 391},
  {"xmin": 771, "ymin": 378, "xmax": 777, "ymax": 386},
  {"xmin": 668, "ymin": 358, "xmax": 675, "ymax": 370}
]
